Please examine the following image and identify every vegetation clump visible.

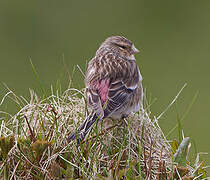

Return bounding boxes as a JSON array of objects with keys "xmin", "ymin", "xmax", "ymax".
[{"xmin": 0, "ymin": 87, "xmax": 208, "ymax": 179}]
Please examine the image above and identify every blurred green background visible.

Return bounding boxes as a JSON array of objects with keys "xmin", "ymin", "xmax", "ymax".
[{"xmin": 0, "ymin": 0, "xmax": 209, "ymax": 171}]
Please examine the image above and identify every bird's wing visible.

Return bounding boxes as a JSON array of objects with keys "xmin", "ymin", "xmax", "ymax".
[
  {"xmin": 103, "ymin": 79, "xmax": 135, "ymax": 117},
  {"xmin": 86, "ymin": 78, "xmax": 137, "ymax": 118}
]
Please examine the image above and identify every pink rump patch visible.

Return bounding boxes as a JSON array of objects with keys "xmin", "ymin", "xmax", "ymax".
[{"xmin": 95, "ymin": 79, "xmax": 110, "ymax": 105}]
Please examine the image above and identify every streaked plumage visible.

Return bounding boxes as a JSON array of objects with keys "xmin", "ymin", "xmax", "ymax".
[{"xmin": 67, "ymin": 36, "xmax": 143, "ymax": 142}]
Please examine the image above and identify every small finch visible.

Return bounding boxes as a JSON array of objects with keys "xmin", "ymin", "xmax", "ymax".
[{"xmin": 67, "ymin": 36, "xmax": 143, "ymax": 142}]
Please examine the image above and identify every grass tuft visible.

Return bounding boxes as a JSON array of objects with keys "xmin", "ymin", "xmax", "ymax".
[{"xmin": 0, "ymin": 85, "xmax": 208, "ymax": 179}]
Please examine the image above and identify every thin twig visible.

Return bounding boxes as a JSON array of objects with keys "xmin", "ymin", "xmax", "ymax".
[
  {"xmin": 24, "ymin": 115, "xmax": 36, "ymax": 142},
  {"xmin": 83, "ymin": 123, "xmax": 119, "ymax": 144}
]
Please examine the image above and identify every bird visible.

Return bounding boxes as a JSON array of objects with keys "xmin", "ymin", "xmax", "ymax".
[{"xmin": 67, "ymin": 36, "xmax": 143, "ymax": 142}]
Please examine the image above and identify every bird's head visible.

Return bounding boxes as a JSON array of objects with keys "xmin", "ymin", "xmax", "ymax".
[{"xmin": 97, "ymin": 36, "xmax": 140, "ymax": 60}]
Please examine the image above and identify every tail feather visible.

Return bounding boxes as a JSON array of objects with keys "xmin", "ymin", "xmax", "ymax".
[{"xmin": 67, "ymin": 112, "xmax": 100, "ymax": 142}]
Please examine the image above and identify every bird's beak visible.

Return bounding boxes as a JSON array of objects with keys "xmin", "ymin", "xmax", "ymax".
[{"xmin": 132, "ymin": 44, "xmax": 140, "ymax": 54}]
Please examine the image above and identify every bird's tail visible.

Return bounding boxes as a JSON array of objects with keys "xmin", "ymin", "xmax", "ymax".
[{"xmin": 67, "ymin": 112, "xmax": 100, "ymax": 142}]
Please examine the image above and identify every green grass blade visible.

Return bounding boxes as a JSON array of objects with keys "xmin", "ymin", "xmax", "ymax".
[{"xmin": 29, "ymin": 59, "xmax": 47, "ymax": 97}]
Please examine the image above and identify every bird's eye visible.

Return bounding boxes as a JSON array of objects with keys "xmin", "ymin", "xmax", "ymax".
[{"xmin": 118, "ymin": 45, "xmax": 127, "ymax": 49}]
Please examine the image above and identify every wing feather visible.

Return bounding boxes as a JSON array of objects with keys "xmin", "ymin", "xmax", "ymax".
[{"xmin": 103, "ymin": 80, "xmax": 135, "ymax": 117}]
